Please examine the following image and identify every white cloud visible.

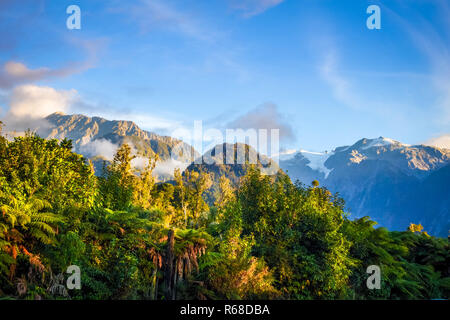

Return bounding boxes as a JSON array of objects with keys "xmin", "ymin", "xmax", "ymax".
[
  {"xmin": 8, "ymin": 84, "xmax": 76, "ymax": 118},
  {"xmin": 0, "ymin": 84, "xmax": 76, "ymax": 135},
  {"xmin": 424, "ymin": 134, "xmax": 450, "ymax": 149},
  {"xmin": 132, "ymin": 156, "xmax": 189, "ymax": 179},
  {"xmin": 78, "ymin": 139, "xmax": 119, "ymax": 161},
  {"xmin": 228, "ymin": 0, "xmax": 284, "ymax": 17},
  {"xmin": 154, "ymin": 158, "xmax": 190, "ymax": 178},
  {"xmin": 131, "ymin": 156, "xmax": 149, "ymax": 170}
]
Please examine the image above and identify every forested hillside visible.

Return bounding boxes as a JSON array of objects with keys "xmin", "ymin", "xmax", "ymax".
[{"xmin": 0, "ymin": 130, "xmax": 448, "ymax": 300}]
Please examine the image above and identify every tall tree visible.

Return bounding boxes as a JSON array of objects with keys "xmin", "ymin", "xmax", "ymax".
[
  {"xmin": 133, "ymin": 153, "xmax": 159, "ymax": 210},
  {"xmin": 100, "ymin": 143, "xmax": 136, "ymax": 210}
]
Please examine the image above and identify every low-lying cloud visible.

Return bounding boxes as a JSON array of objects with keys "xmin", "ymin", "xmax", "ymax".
[
  {"xmin": 78, "ymin": 139, "xmax": 119, "ymax": 161},
  {"xmin": 78, "ymin": 139, "xmax": 188, "ymax": 179},
  {"xmin": 154, "ymin": 158, "xmax": 190, "ymax": 178},
  {"xmin": 424, "ymin": 134, "xmax": 450, "ymax": 150}
]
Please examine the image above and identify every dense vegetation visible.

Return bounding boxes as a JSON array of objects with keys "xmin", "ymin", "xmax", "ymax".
[{"xmin": 0, "ymin": 131, "xmax": 448, "ymax": 300}]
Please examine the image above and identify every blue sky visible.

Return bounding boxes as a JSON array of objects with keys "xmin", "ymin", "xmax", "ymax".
[{"xmin": 0, "ymin": 0, "xmax": 449, "ymax": 151}]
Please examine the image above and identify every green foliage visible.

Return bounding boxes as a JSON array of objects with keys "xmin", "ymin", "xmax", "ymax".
[
  {"xmin": 0, "ymin": 133, "xmax": 97, "ymax": 210},
  {"xmin": 236, "ymin": 168, "xmax": 354, "ymax": 299},
  {"xmin": 99, "ymin": 144, "xmax": 135, "ymax": 210},
  {"xmin": 342, "ymin": 217, "xmax": 449, "ymax": 299},
  {"xmin": 0, "ymin": 133, "xmax": 448, "ymax": 300},
  {"xmin": 200, "ymin": 202, "xmax": 278, "ymax": 299}
]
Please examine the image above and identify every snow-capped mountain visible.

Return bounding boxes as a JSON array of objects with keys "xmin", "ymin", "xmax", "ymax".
[
  {"xmin": 279, "ymin": 149, "xmax": 334, "ymax": 183},
  {"xmin": 279, "ymin": 137, "xmax": 450, "ymax": 237}
]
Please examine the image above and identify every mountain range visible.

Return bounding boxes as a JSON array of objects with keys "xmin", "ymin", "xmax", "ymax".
[
  {"xmin": 36, "ymin": 112, "xmax": 198, "ymax": 179},
  {"xmin": 279, "ymin": 137, "xmax": 450, "ymax": 236},
  {"xmin": 11, "ymin": 113, "xmax": 450, "ymax": 237}
]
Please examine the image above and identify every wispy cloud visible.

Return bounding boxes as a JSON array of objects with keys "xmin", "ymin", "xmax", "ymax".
[
  {"xmin": 0, "ymin": 60, "xmax": 84, "ymax": 89},
  {"xmin": 317, "ymin": 46, "xmax": 416, "ymax": 126},
  {"xmin": 0, "ymin": 36, "xmax": 105, "ymax": 89},
  {"xmin": 384, "ymin": 1, "xmax": 450, "ymax": 125},
  {"xmin": 109, "ymin": 0, "xmax": 215, "ymax": 41},
  {"xmin": 108, "ymin": 0, "xmax": 253, "ymax": 83},
  {"xmin": 228, "ymin": 0, "xmax": 284, "ymax": 17},
  {"xmin": 319, "ymin": 52, "xmax": 361, "ymax": 110}
]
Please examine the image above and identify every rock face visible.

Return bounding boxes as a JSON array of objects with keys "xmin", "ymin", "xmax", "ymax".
[
  {"xmin": 44, "ymin": 112, "xmax": 149, "ymax": 143},
  {"xmin": 279, "ymin": 137, "xmax": 450, "ymax": 237},
  {"xmin": 38, "ymin": 112, "xmax": 198, "ymax": 180}
]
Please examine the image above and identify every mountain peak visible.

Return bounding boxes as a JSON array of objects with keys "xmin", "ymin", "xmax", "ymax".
[
  {"xmin": 351, "ymin": 136, "xmax": 407, "ymax": 150},
  {"xmin": 50, "ymin": 111, "xmax": 66, "ymax": 116},
  {"xmin": 36, "ymin": 113, "xmax": 198, "ymax": 175}
]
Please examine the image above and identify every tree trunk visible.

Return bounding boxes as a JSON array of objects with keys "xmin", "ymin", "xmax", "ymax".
[
  {"xmin": 172, "ymin": 266, "xmax": 177, "ymax": 300},
  {"xmin": 154, "ymin": 272, "xmax": 159, "ymax": 300},
  {"xmin": 150, "ymin": 267, "xmax": 157, "ymax": 300},
  {"xmin": 164, "ymin": 229, "xmax": 175, "ymax": 300}
]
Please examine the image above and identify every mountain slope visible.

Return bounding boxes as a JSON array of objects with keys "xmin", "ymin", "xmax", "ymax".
[
  {"xmin": 279, "ymin": 137, "xmax": 450, "ymax": 236},
  {"xmin": 38, "ymin": 112, "xmax": 198, "ymax": 179},
  {"xmin": 418, "ymin": 163, "xmax": 450, "ymax": 237}
]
